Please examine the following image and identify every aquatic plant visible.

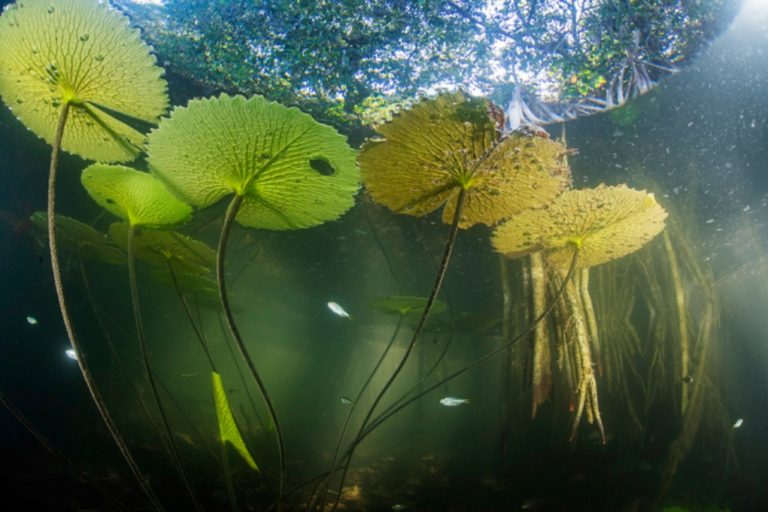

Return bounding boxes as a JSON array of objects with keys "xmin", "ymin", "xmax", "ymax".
[
  {"xmin": 145, "ymin": 93, "xmax": 360, "ymax": 503},
  {"xmin": 310, "ymin": 91, "xmax": 571, "ymax": 510},
  {"xmin": 80, "ymin": 163, "xmax": 202, "ymax": 509},
  {"xmin": 0, "ymin": 0, "xmax": 167, "ymax": 507},
  {"xmin": 30, "ymin": 212, "xmax": 126, "ymax": 265},
  {"xmin": 212, "ymin": 371, "xmax": 259, "ymax": 511},
  {"xmin": 493, "ymin": 184, "xmax": 668, "ymax": 441}
]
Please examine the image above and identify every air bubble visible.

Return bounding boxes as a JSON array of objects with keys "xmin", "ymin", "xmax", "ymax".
[
  {"xmin": 47, "ymin": 5, "xmax": 55, "ymax": 14},
  {"xmin": 80, "ymin": 34, "xmax": 90, "ymax": 42},
  {"xmin": 94, "ymin": 55, "xmax": 104, "ymax": 62}
]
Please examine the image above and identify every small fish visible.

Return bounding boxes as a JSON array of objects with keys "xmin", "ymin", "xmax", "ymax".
[
  {"xmin": 439, "ymin": 396, "xmax": 470, "ymax": 407},
  {"xmin": 733, "ymin": 418, "xmax": 744, "ymax": 429},
  {"xmin": 65, "ymin": 348, "xmax": 78, "ymax": 361},
  {"xmin": 327, "ymin": 301, "xmax": 351, "ymax": 319},
  {"xmin": 682, "ymin": 375, "xmax": 694, "ymax": 384},
  {"xmin": 26, "ymin": 316, "xmax": 38, "ymax": 325},
  {"xmin": 339, "ymin": 396, "xmax": 353, "ymax": 405},
  {"xmin": 391, "ymin": 505, "xmax": 408, "ymax": 511}
]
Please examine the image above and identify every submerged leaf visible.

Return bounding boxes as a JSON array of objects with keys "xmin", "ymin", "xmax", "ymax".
[
  {"xmin": 82, "ymin": 164, "xmax": 192, "ymax": 228},
  {"xmin": 359, "ymin": 92, "xmax": 571, "ymax": 228},
  {"xmin": 371, "ymin": 296, "xmax": 447, "ymax": 316},
  {"xmin": 0, "ymin": 0, "xmax": 167, "ymax": 162},
  {"xmin": 211, "ymin": 371, "xmax": 259, "ymax": 471},
  {"xmin": 146, "ymin": 94, "xmax": 360, "ymax": 230},
  {"xmin": 30, "ymin": 211, "xmax": 125, "ymax": 265},
  {"xmin": 492, "ymin": 184, "xmax": 668, "ymax": 270},
  {"xmin": 109, "ymin": 223, "xmax": 215, "ymax": 276}
]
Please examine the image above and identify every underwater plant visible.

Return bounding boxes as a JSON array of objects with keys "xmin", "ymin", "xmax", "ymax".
[
  {"xmin": 145, "ymin": 93, "xmax": 360, "ymax": 503},
  {"xmin": 80, "ymin": 163, "xmax": 202, "ymax": 509},
  {"xmin": 306, "ymin": 91, "xmax": 572, "ymax": 510},
  {"xmin": 0, "ymin": 0, "xmax": 168, "ymax": 507},
  {"xmin": 492, "ymin": 184, "xmax": 668, "ymax": 441}
]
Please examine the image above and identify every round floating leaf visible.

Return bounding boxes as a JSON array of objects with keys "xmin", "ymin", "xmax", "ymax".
[
  {"xmin": 82, "ymin": 164, "xmax": 192, "ymax": 228},
  {"xmin": 371, "ymin": 296, "xmax": 447, "ymax": 316},
  {"xmin": 359, "ymin": 92, "xmax": 571, "ymax": 228},
  {"xmin": 0, "ymin": 0, "xmax": 168, "ymax": 162},
  {"xmin": 492, "ymin": 184, "xmax": 668, "ymax": 270},
  {"xmin": 30, "ymin": 211, "xmax": 126, "ymax": 265},
  {"xmin": 146, "ymin": 94, "xmax": 360, "ymax": 230},
  {"xmin": 109, "ymin": 222, "xmax": 215, "ymax": 276}
]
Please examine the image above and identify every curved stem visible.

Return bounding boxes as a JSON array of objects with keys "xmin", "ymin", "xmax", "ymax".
[
  {"xmin": 47, "ymin": 103, "xmax": 165, "ymax": 511},
  {"xmin": 127, "ymin": 224, "xmax": 203, "ymax": 512},
  {"xmin": 167, "ymin": 261, "xmax": 217, "ymax": 371},
  {"xmin": 309, "ymin": 316, "xmax": 404, "ymax": 508},
  {"xmin": 79, "ymin": 252, "xmax": 175, "ymax": 463},
  {"xmin": 217, "ymin": 194, "xmax": 285, "ymax": 505},
  {"xmin": 324, "ymin": 188, "xmax": 468, "ymax": 511},
  {"xmin": 333, "ymin": 249, "xmax": 580, "ymax": 490}
]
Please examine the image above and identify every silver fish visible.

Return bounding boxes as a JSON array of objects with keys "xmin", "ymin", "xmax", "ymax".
[
  {"xmin": 439, "ymin": 396, "xmax": 470, "ymax": 407},
  {"xmin": 733, "ymin": 418, "xmax": 744, "ymax": 429},
  {"xmin": 327, "ymin": 301, "xmax": 351, "ymax": 319},
  {"xmin": 26, "ymin": 316, "xmax": 38, "ymax": 325}
]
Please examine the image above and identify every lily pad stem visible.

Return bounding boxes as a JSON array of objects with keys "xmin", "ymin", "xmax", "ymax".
[
  {"xmin": 217, "ymin": 193, "xmax": 286, "ymax": 506},
  {"xmin": 127, "ymin": 224, "xmax": 203, "ymax": 512},
  {"xmin": 324, "ymin": 188, "xmax": 468, "ymax": 512},
  {"xmin": 362, "ymin": 249, "xmax": 580, "ymax": 442},
  {"xmin": 47, "ymin": 103, "xmax": 166, "ymax": 512}
]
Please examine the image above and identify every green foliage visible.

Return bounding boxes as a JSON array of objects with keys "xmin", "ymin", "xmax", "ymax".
[
  {"xmin": 119, "ymin": 0, "xmax": 731, "ymax": 133},
  {"xmin": 147, "ymin": 94, "xmax": 360, "ymax": 230}
]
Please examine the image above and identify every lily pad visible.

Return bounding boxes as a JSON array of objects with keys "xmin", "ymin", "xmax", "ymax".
[
  {"xmin": 146, "ymin": 94, "xmax": 360, "ymax": 230},
  {"xmin": 359, "ymin": 92, "xmax": 571, "ymax": 228},
  {"xmin": 492, "ymin": 184, "xmax": 668, "ymax": 270},
  {"xmin": 30, "ymin": 211, "xmax": 126, "ymax": 265},
  {"xmin": 82, "ymin": 164, "xmax": 192, "ymax": 228},
  {"xmin": 0, "ymin": 0, "xmax": 167, "ymax": 162}
]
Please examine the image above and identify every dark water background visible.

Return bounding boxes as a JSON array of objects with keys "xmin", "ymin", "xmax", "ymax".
[{"xmin": 1, "ymin": 1, "xmax": 768, "ymax": 511}]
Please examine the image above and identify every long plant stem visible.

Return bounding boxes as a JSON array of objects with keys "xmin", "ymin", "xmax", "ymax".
[
  {"xmin": 318, "ymin": 249, "xmax": 581, "ymax": 508},
  {"xmin": 323, "ymin": 188, "xmax": 468, "ymax": 512},
  {"xmin": 217, "ymin": 194, "xmax": 285, "ymax": 505},
  {"xmin": 309, "ymin": 316, "xmax": 404, "ymax": 508},
  {"xmin": 79, "ymin": 252, "xmax": 176, "ymax": 463},
  {"xmin": 127, "ymin": 224, "xmax": 203, "ymax": 512},
  {"xmin": 47, "ymin": 103, "xmax": 165, "ymax": 511},
  {"xmin": 355, "ymin": 249, "xmax": 580, "ymax": 450}
]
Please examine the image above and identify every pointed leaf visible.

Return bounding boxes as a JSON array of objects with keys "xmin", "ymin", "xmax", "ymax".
[{"xmin": 212, "ymin": 371, "xmax": 259, "ymax": 471}]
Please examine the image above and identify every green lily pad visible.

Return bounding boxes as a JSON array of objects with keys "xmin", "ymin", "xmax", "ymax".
[
  {"xmin": 30, "ymin": 211, "xmax": 126, "ymax": 265},
  {"xmin": 0, "ymin": 0, "xmax": 167, "ymax": 162},
  {"xmin": 109, "ymin": 222, "xmax": 215, "ymax": 276},
  {"xmin": 82, "ymin": 164, "xmax": 192, "ymax": 228},
  {"xmin": 211, "ymin": 371, "xmax": 259, "ymax": 471},
  {"xmin": 146, "ymin": 94, "xmax": 360, "ymax": 230}
]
